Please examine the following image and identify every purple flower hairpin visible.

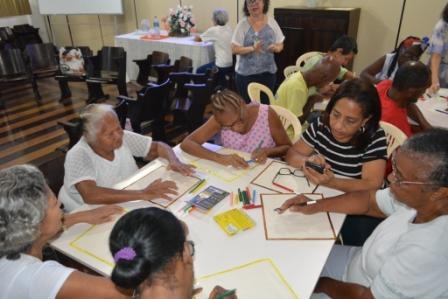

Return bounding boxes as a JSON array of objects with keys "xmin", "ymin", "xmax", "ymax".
[{"xmin": 114, "ymin": 246, "xmax": 137, "ymax": 262}]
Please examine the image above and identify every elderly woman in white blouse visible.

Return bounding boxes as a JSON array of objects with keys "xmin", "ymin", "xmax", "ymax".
[{"xmin": 59, "ymin": 104, "xmax": 194, "ymax": 212}]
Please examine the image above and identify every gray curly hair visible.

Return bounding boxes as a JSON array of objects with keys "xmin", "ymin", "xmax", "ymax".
[
  {"xmin": 80, "ymin": 103, "xmax": 117, "ymax": 143},
  {"xmin": 213, "ymin": 9, "xmax": 229, "ymax": 26},
  {"xmin": 0, "ymin": 165, "xmax": 48, "ymax": 259}
]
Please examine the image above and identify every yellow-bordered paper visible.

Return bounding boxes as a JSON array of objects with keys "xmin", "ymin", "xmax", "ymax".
[
  {"xmin": 261, "ymin": 193, "xmax": 336, "ymax": 240},
  {"xmin": 188, "ymin": 148, "xmax": 259, "ymax": 183},
  {"xmin": 251, "ymin": 160, "xmax": 317, "ymax": 194},
  {"xmin": 194, "ymin": 258, "xmax": 298, "ymax": 299},
  {"xmin": 69, "ymin": 214, "xmax": 124, "ymax": 268},
  {"xmin": 119, "ymin": 164, "xmax": 201, "ymax": 208}
]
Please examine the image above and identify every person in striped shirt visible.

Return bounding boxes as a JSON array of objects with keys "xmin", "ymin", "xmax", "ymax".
[{"xmin": 286, "ymin": 78, "xmax": 387, "ymax": 245}]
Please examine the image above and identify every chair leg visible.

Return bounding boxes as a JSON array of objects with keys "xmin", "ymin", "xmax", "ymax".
[
  {"xmin": 58, "ymin": 79, "xmax": 72, "ymax": 101},
  {"xmin": 86, "ymin": 82, "xmax": 108, "ymax": 103},
  {"xmin": 117, "ymin": 82, "xmax": 128, "ymax": 97},
  {"xmin": 130, "ymin": 119, "xmax": 142, "ymax": 133},
  {"xmin": 32, "ymin": 77, "xmax": 41, "ymax": 101}
]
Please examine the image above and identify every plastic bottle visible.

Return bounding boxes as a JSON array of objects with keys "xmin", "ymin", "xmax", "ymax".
[
  {"xmin": 153, "ymin": 16, "xmax": 160, "ymax": 38},
  {"xmin": 140, "ymin": 19, "xmax": 150, "ymax": 32}
]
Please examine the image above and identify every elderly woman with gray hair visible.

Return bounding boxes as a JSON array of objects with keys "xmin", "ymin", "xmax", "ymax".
[
  {"xmin": 59, "ymin": 103, "xmax": 194, "ymax": 212},
  {"xmin": 0, "ymin": 164, "xmax": 129, "ymax": 298},
  {"xmin": 195, "ymin": 8, "xmax": 233, "ymax": 87},
  {"xmin": 277, "ymin": 128, "xmax": 448, "ymax": 298}
]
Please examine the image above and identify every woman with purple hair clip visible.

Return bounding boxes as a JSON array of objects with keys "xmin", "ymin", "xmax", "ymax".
[{"xmin": 109, "ymin": 207, "xmax": 237, "ymax": 299}]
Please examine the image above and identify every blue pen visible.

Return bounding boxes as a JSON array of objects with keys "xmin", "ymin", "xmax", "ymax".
[
  {"xmin": 246, "ymin": 140, "xmax": 265, "ymax": 163},
  {"xmin": 252, "ymin": 189, "xmax": 257, "ymax": 204}
]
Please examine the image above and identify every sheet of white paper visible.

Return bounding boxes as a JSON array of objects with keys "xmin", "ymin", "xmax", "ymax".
[
  {"xmin": 122, "ymin": 165, "xmax": 201, "ymax": 207},
  {"xmin": 261, "ymin": 193, "xmax": 335, "ymax": 240},
  {"xmin": 194, "ymin": 259, "xmax": 298, "ymax": 299},
  {"xmin": 251, "ymin": 160, "xmax": 316, "ymax": 194}
]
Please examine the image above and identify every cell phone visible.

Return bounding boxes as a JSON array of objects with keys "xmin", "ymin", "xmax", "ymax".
[{"xmin": 305, "ymin": 160, "xmax": 325, "ymax": 174}]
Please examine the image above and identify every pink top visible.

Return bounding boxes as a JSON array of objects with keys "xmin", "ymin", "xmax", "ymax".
[{"xmin": 221, "ymin": 104, "xmax": 276, "ymax": 153}]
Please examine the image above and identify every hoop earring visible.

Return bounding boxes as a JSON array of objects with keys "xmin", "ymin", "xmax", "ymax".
[{"xmin": 359, "ymin": 125, "xmax": 365, "ymax": 134}]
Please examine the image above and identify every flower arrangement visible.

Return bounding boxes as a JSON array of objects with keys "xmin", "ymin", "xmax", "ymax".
[{"xmin": 167, "ymin": 3, "xmax": 195, "ymax": 37}]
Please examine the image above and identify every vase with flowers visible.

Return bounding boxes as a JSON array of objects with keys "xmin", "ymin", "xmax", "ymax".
[{"xmin": 167, "ymin": 1, "xmax": 195, "ymax": 37}]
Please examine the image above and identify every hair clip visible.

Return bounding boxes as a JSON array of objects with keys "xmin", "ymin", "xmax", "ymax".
[{"xmin": 114, "ymin": 246, "xmax": 137, "ymax": 262}]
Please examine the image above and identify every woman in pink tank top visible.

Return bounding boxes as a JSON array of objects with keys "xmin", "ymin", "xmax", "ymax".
[{"xmin": 181, "ymin": 89, "xmax": 291, "ymax": 168}]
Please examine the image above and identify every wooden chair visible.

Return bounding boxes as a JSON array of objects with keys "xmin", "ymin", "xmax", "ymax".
[
  {"xmin": 133, "ymin": 51, "xmax": 170, "ymax": 85},
  {"xmin": 37, "ymin": 151, "xmax": 66, "ymax": 195},
  {"xmin": 379, "ymin": 121, "xmax": 408, "ymax": 158},
  {"xmin": 12, "ymin": 24, "xmax": 42, "ymax": 50},
  {"xmin": 120, "ymin": 79, "xmax": 174, "ymax": 140},
  {"xmin": 247, "ymin": 82, "xmax": 275, "ymax": 104},
  {"xmin": 85, "ymin": 46, "xmax": 127, "ymax": 100},
  {"xmin": 57, "ymin": 118, "xmax": 83, "ymax": 152},
  {"xmin": 283, "ymin": 65, "xmax": 300, "ymax": 78},
  {"xmin": 270, "ymin": 105, "xmax": 302, "ymax": 143},
  {"xmin": 24, "ymin": 43, "xmax": 59, "ymax": 96},
  {"xmin": 184, "ymin": 80, "xmax": 214, "ymax": 132},
  {"xmin": 55, "ymin": 46, "xmax": 93, "ymax": 101},
  {"xmin": 295, "ymin": 51, "xmax": 322, "ymax": 70},
  {"xmin": 153, "ymin": 55, "xmax": 193, "ymax": 85},
  {"xmin": 114, "ymin": 98, "xmax": 128, "ymax": 129},
  {"xmin": 0, "ymin": 48, "xmax": 39, "ymax": 106}
]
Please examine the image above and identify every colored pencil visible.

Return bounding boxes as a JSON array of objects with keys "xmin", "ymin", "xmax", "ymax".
[{"xmin": 215, "ymin": 288, "xmax": 237, "ymax": 299}]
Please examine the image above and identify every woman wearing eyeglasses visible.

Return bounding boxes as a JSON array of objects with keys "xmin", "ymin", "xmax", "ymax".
[
  {"xmin": 109, "ymin": 207, "xmax": 237, "ymax": 299},
  {"xmin": 231, "ymin": 0, "xmax": 284, "ymax": 103},
  {"xmin": 181, "ymin": 89, "xmax": 291, "ymax": 168},
  {"xmin": 286, "ymin": 79, "xmax": 387, "ymax": 245},
  {"xmin": 277, "ymin": 128, "xmax": 448, "ymax": 299}
]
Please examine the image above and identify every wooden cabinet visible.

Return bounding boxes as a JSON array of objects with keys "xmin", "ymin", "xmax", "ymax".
[{"xmin": 274, "ymin": 7, "xmax": 360, "ymax": 83}]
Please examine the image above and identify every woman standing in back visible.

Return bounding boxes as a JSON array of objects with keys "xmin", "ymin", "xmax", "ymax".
[{"xmin": 231, "ymin": 0, "xmax": 284, "ymax": 103}]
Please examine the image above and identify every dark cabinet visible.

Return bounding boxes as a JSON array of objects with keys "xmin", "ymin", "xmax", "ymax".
[{"xmin": 274, "ymin": 7, "xmax": 360, "ymax": 83}]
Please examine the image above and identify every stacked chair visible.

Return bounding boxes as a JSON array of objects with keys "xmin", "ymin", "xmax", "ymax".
[
  {"xmin": 133, "ymin": 50, "xmax": 170, "ymax": 85},
  {"xmin": 85, "ymin": 46, "xmax": 127, "ymax": 102},
  {"xmin": 0, "ymin": 48, "xmax": 39, "ymax": 107}
]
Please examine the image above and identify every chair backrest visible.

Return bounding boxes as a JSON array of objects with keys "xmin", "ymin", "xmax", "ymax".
[
  {"xmin": 185, "ymin": 81, "xmax": 214, "ymax": 132},
  {"xmin": 295, "ymin": 51, "xmax": 322, "ymax": 70},
  {"xmin": 99, "ymin": 46, "xmax": 126, "ymax": 73},
  {"xmin": 270, "ymin": 105, "xmax": 302, "ymax": 143},
  {"xmin": 379, "ymin": 121, "xmax": 408, "ymax": 158},
  {"xmin": 0, "ymin": 48, "xmax": 28, "ymax": 76},
  {"xmin": 114, "ymin": 98, "xmax": 128, "ymax": 129},
  {"xmin": 25, "ymin": 43, "xmax": 58, "ymax": 69},
  {"xmin": 247, "ymin": 82, "xmax": 275, "ymax": 104},
  {"xmin": 283, "ymin": 65, "xmax": 300, "ymax": 78},
  {"xmin": 175, "ymin": 56, "xmax": 193, "ymax": 72},
  {"xmin": 58, "ymin": 118, "xmax": 83, "ymax": 150},
  {"xmin": 151, "ymin": 51, "xmax": 170, "ymax": 65}
]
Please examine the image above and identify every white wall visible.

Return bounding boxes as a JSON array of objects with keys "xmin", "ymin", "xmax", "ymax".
[{"xmin": 19, "ymin": 0, "xmax": 447, "ymax": 72}]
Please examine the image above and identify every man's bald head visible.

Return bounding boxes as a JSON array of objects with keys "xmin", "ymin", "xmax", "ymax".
[{"xmin": 304, "ymin": 55, "xmax": 341, "ymax": 88}]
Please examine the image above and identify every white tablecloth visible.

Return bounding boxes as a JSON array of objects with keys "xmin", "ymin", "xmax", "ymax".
[
  {"xmin": 50, "ymin": 144, "xmax": 345, "ymax": 299},
  {"xmin": 115, "ymin": 32, "xmax": 215, "ymax": 81},
  {"xmin": 416, "ymin": 90, "xmax": 448, "ymax": 129}
]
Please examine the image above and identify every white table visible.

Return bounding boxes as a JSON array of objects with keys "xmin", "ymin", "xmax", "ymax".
[
  {"xmin": 415, "ymin": 90, "xmax": 448, "ymax": 129},
  {"xmin": 115, "ymin": 32, "xmax": 215, "ymax": 81},
  {"xmin": 51, "ymin": 144, "xmax": 345, "ymax": 299}
]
